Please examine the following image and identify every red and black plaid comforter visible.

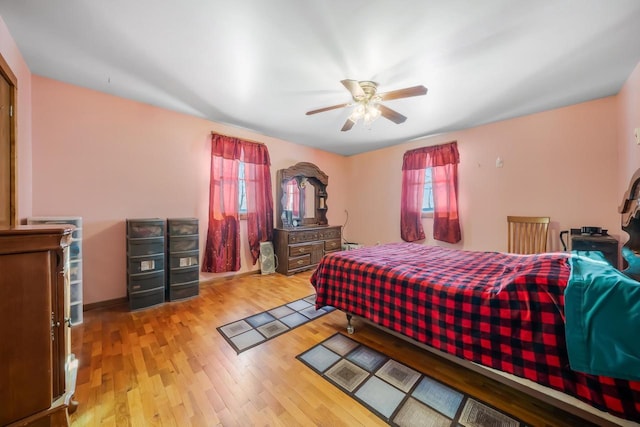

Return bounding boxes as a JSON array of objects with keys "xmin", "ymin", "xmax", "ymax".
[{"xmin": 310, "ymin": 242, "xmax": 640, "ymax": 423}]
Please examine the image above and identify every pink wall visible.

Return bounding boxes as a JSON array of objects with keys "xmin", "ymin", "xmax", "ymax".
[
  {"xmin": 11, "ymin": 0, "xmax": 639, "ymax": 305},
  {"xmin": 617, "ymin": 62, "xmax": 640, "ymax": 202},
  {"xmin": 0, "ymin": 16, "xmax": 32, "ymax": 219},
  {"xmin": 31, "ymin": 76, "xmax": 348, "ymax": 304},
  {"xmin": 30, "ymin": 73, "xmax": 631, "ymax": 305},
  {"xmin": 348, "ymin": 97, "xmax": 620, "ymax": 253}
]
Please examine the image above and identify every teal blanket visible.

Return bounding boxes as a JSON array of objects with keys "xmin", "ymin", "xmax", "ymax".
[{"xmin": 565, "ymin": 251, "xmax": 640, "ymax": 380}]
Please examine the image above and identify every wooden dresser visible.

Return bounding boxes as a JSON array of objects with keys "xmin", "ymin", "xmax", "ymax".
[
  {"xmin": 273, "ymin": 225, "xmax": 341, "ymax": 275},
  {"xmin": 0, "ymin": 226, "xmax": 78, "ymax": 426}
]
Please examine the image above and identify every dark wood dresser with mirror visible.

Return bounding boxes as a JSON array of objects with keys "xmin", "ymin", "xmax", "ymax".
[
  {"xmin": 273, "ymin": 162, "xmax": 342, "ymax": 275},
  {"xmin": 0, "ymin": 226, "xmax": 78, "ymax": 427}
]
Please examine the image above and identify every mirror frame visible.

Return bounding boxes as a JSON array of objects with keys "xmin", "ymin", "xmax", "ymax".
[{"xmin": 277, "ymin": 162, "xmax": 328, "ymax": 228}]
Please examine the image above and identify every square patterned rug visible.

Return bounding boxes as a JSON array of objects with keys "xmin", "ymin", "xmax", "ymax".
[
  {"xmin": 297, "ymin": 333, "xmax": 529, "ymax": 427},
  {"xmin": 218, "ymin": 294, "xmax": 335, "ymax": 353}
]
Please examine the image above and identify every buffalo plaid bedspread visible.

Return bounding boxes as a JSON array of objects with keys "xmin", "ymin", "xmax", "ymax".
[{"xmin": 310, "ymin": 242, "xmax": 640, "ymax": 423}]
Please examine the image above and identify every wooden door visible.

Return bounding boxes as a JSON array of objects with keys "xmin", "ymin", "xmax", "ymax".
[
  {"xmin": 310, "ymin": 241, "xmax": 324, "ymax": 265},
  {"xmin": 0, "ymin": 72, "xmax": 11, "ymax": 227},
  {"xmin": 0, "ymin": 53, "xmax": 16, "ymax": 228}
]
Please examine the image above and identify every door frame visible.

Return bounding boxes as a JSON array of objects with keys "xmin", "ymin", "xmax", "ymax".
[{"xmin": 0, "ymin": 52, "xmax": 17, "ymax": 227}]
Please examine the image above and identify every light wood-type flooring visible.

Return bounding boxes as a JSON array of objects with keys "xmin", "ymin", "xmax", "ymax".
[{"xmin": 70, "ymin": 271, "xmax": 603, "ymax": 427}]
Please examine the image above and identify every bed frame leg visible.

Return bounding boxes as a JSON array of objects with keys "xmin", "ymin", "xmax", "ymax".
[{"xmin": 346, "ymin": 314, "xmax": 354, "ymax": 334}]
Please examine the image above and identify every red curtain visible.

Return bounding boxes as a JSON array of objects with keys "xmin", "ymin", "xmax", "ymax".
[
  {"xmin": 400, "ymin": 167, "xmax": 426, "ymax": 242},
  {"xmin": 243, "ymin": 142, "xmax": 274, "ymax": 264},
  {"xmin": 401, "ymin": 141, "xmax": 461, "ymax": 243},
  {"xmin": 202, "ymin": 135, "xmax": 241, "ymax": 272},
  {"xmin": 202, "ymin": 134, "xmax": 274, "ymax": 272}
]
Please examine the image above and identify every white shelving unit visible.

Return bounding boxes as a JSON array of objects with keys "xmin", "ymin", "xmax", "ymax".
[{"xmin": 27, "ymin": 216, "xmax": 83, "ymax": 325}]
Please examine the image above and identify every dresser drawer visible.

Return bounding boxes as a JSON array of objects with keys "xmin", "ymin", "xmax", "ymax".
[
  {"xmin": 168, "ymin": 265, "xmax": 199, "ymax": 285},
  {"xmin": 289, "ymin": 244, "xmax": 313, "ymax": 257},
  {"xmin": 127, "ymin": 219, "xmax": 164, "ymax": 238},
  {"xmin": 128, "ymin": 237, "xmax": 164, "ymax": 256},
  {"xmin": 168, "ymin": 281, "xmax": 199, "ymax": 301},
  {"xmin": 167, "ymin": 218, "xmax": 198, "ymax": 236},
  {"xmin": 168, "ymin": 235, "xmax": 198, "ymax": 252},
  {"xmin": 69, "ymin": 259, "xmax": 82, "ymax": 282},
  {"xmin": 128, "ymin": 253, "xmax": 164, "ymax": 274},
  {"xmin": 288, "ymin": 230, "xmax": 319, "ymax": 244},
  {"xmin": 128, "ymin": 270, "xmax": 165, "ymax": 292},
  {"xmin": 319, "ymin": 228, "xmax": 341, "ymax": 240},
  {"xmin": 325, "ymin": 239, "xmax": 341, "ymax": 252},
  {"xmin": 273, "ymin": 226, "xmax": 341, "ymax": 275},
  {"xmin": 129, "ymin": 286, "xmax": 165, "ymax": 310},
  {"xmin": 288, "ymin": 254, "xmax": 310, "ymax": 270},
  {"xmin": 169, "ymin": 250, "xmax": 199, "ymax": 268}
]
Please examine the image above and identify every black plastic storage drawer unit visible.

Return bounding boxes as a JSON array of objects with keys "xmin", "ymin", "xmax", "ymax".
[
  {"xmin": 166, "ymin": 218, "xmax": 199, "ymax": 301},
  {"xmin": 126, "ymin": 218, "xmax": 166, "ymax": 310},
  {"xmin": 128, "ymin": 270, "xmax": 165, "ymax": 293}
]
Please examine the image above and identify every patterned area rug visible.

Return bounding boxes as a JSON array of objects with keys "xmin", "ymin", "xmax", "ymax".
[
  {"xmin": 298, "ymin": 333, "xmax": 529, "ymax": 427},
  {"xmin": 218, "ymin": 295, "xmax": 334, "ymax": 353}
]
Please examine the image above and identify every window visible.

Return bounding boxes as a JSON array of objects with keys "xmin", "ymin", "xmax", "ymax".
[
  {"xmin": 401, "ymin": 141, "xmax": 461, "ymax": 243},
  {"xmin": 238, "ymin": 161, "xmax": 247, "ymax": 214},
  {"xmin": 421, "ymin": 168, "xmax": 434, "ymax": 214},
  {"xmin": 203, "ymin": 134, "xmax": 274, "ymax": 272}
]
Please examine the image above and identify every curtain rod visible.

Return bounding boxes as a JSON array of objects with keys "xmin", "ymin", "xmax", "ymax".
[{"xmin": 210, "ymin": 131, "xmax": 265, "ymax": 146}]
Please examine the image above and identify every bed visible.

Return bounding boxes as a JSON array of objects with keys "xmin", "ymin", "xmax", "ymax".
[{"xmin": 310, "ymin": 242, "xmax": 640, "ymax": 424}]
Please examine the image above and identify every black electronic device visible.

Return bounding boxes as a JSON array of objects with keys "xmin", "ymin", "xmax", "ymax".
[
  {"xmin": 560, "ymin": 226, "xmax": 609, "ymax": 251},
  {"xmin": 567, "ymin": 227, "xmax": 608, "ymax": 236},
  {"xmin": 560, "ymin": 226, "xmax": 618, "ymax": 267},
  {"xmin": 580, "ymin": 226, "xmax": 605, "ymax": 236}
]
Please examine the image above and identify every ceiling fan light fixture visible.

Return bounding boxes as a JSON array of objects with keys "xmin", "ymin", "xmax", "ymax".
[
  {"xmin": 365, "ymin": 103, "xmax": 381, "ymax": 122},
  {"xmin": 349, "ymin": 100, "xmax": 381, "ymax": 127},
  {"xmin": 306, "ymin": 79, "xmax": 427, "ymax": 132},
  {"xmin": 350, "ymin": 103, "xmax": 366, "ymax": 121}
]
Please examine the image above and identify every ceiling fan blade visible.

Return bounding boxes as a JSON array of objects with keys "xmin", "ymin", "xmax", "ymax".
[
  {"xmin": 378, "ymin": 85, "xmax": 427, "ymax": 101},
  {"xmin": 306, "ymin": 103, "xmax": 349, "ymax": 115},
  {"xmin": 378, "ymin": 104, "xmax": 407, "ymax": 124},
  {"xmin": 341, "ymin": 119, "xmax": 355, "ymax": 132},
  {"xmin": 341, "ymin": 79, "xmax": 365, "ymax": 99}
]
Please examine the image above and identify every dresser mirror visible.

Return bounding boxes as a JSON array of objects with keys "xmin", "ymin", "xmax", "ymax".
[
  {"xmin": 303, "ymin": 181, "xmax": 315, "ymax": 218},
  {"xmin": 277, "ymin": 162, "xmax": 328, "ymax": 228},
  {"xmin": 282, "ymin": 177, "xmax": 316, "ymax": 220}
]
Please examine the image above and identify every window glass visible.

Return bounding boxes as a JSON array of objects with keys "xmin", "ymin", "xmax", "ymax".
[
  {"xmin": 238, "ymin": 161, "xmax": 247, "ymax": 213},
  {"xmin": 422, "ymin": 168, "xmax": 434, "ymax": 213}
]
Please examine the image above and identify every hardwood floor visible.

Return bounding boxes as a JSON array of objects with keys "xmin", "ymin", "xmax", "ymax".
[{"xmin": 70, "ymin": 271, "xmax": 601, "ymax": 427}]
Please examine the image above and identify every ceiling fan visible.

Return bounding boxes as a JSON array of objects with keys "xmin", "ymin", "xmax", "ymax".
[{"xmin": 305, "ymin": 79, "xmax": 428, "ymax": 131}]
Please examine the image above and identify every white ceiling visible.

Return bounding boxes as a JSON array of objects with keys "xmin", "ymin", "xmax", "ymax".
[{"xmin": 2, "ymin": 1, "xmax": 640, "ymax": 156}]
